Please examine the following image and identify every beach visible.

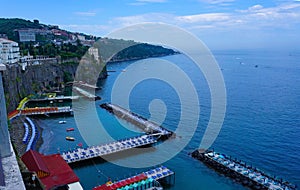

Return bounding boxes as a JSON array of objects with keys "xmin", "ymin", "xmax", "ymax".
[{"xmin": 9, "ymin": 116, "xmax": 44, "ymax": 157}]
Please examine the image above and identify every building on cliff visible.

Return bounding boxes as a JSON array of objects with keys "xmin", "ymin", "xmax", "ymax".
[{"xmin": 0, "ymin": 38, "xmax": 20, "ymax": 64}]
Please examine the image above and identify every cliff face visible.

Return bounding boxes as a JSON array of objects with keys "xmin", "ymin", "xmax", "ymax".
[{"xmin": 2, "ymin": 59, "xmax": 107, "ymax": 112}]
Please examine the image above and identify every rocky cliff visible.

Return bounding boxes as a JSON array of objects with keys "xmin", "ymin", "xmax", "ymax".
[{"xmin": 2, "ymin": 59, "xmax": 107, "ymax": 112}]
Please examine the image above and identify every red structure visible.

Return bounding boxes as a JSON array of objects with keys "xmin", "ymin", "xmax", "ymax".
[
  {"xmin": 21, "ymin": 150, "xmax": 79, "ymax": 190},
  {"xmin": 93, "ymin": 173, "xmax": 148, "ymax": 190}
]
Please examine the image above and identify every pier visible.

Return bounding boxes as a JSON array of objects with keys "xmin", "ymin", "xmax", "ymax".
[
  {"xmin": 61, "ymin": 135, "xmax": 157, "ymax": 164},
  {"xmin": 191, "ymin": 149, "xmax": 297, "ymax": 190},
  {"xmin": 28, "ymin": 95, "xmax": 79, "ymax": 102},
  {"xmin": 100, "ymin": 103, "xmax": 173, "ymax": 138},
  {"xmin": 20, "ymin": 106, "xmax": 72, "ymax": 116},
  {"xmin": 73, "ymin": 86, "xmax": 101, "ymax": 100},
  {"xmin": 71, "ymin": 81, "xmax": 100, "ymax": 89},
  {"xmin": 93, "ymin": 166, "xmax": 175, "ymax": 190}
]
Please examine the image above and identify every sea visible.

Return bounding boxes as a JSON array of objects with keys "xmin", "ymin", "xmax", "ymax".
[{"xmin": 38, "ymin": 49, "xmax": 300, "ymax": 190}]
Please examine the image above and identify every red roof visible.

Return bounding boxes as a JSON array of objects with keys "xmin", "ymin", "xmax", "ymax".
[
  {"xmin": 21, "ymin": 150, "xmax": 49, "ymax": 174},
  {"xmin": 93, "ymin": 184, "xmax": 112, "ymax": 190},
  {"xmin": 21, "ymin": 150, "xmax": 79, "ymax": 190}
]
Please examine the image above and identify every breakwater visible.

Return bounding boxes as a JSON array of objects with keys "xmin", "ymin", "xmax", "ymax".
[
  {"xmin": 191, "ymin": 149, "xmax": 297, "ymax": 190},
  {"xmin": 100, "ymin": 103, "xmax": 174, "ymax": 139}
]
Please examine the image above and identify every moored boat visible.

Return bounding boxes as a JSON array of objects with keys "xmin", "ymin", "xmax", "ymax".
[
  {"xmin": 59, "ymin": 120, "xmax": 66, "ymax": 124},
  {"xmin": 66, "ymin": 128, "xmax": 74, "ymax": 132},
  {"xmin": 66, "ymin": 136, "xmax": 75, "ymax": 141}
]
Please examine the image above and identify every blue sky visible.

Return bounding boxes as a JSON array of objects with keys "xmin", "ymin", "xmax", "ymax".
[{"xmin": 1, "ymin": 0, "xmax": 300, "ymax": 50}]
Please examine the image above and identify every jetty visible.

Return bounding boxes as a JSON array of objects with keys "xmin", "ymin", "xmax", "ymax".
[
  {"xmin": 20, "ymin": 106, "xmax": 72, "ymax": 116},
  {"xmin": 191, "ymin": 149, "xmax": 297, "ymax": 190},
  {"xmin": 61, "ymin": 135, "xmax": 157, "ymax": 164},
  {"xmin": 73, "ymin": 86, "xmax": 101, "ymax": 100},
  {"xmin": 100, "ymin": 103, "xmax": 173, "ymax": 139},
  {"xmin": 93, "ymin": 166, "xmax": 175, "ymax": 190},
  {"xmin": 67, "ymin": 81, "xmax": 100, "ymax": 90}
]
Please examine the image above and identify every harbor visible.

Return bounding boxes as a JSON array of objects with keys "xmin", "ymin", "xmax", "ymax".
[{"xmin": 191, "ymin": 149, "xmax": 297, "ymax": 190}]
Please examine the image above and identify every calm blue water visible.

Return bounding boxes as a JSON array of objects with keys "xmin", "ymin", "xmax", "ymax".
[{"xmin": 39, "ymin": 50, "xmax": 300, "ymax": 190}]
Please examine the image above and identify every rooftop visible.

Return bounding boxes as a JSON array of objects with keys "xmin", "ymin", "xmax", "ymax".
[{"xmin": 21, "ymin": 150, "xmax": 80, "ymax": 190}]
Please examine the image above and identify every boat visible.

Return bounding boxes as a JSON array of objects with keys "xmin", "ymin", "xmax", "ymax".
[
  {"xmin": 59, "ymin": 120, "xmax": 66, "ymax": 124},
  {"xmin": 66, "ymin": 128, "xmax": 74, "ymax": 132},
  {"xmin": 66, "ymin": 136, "xmax": 75, "ymax": 141}
]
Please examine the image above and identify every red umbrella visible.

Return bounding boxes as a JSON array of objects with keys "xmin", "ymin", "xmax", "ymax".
[
  {"xmin": 120, "ymin": 180, "xmax": 127, "ymax": 186},
  {"xmin": 125, "ymin": 178, "xmax": 132, "ymax": 185},
  {"xmin": 110, "ymin": 184, "xmax": 118, "ymax": 189},
  {"xmin": 115, "ymin": 182, "xmax": 124, "ymax": 188}
]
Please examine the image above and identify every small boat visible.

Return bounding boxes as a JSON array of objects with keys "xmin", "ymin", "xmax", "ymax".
[
  {"xmin": 66, "ymin": 136, "xmax": 75, "ymax": 141},
  {"xmin": 59, "ymin": 120, "xmax": 66, "ymax": 124},
  {"xmin": 66, "ymin": 128, "xmax": 74, "ymax": 132}
]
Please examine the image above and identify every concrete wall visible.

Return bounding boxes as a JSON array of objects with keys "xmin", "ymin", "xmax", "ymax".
[{"xmin": 0, "ymin": 70, "xmax": 12, "ymax": 158}]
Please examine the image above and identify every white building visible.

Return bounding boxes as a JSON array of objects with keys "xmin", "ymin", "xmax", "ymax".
[
  {"xmin": 0, "ymin": 38, "xmax": 20, "ymax": 64},
  {"xmin": 88, "ymin": 47, "xmax": 99, "ymax": 61}
]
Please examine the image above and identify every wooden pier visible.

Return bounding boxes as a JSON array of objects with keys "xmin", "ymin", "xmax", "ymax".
[{"xmin": 61, "ymin": 135, "xmax": 158, "ymax": 164}]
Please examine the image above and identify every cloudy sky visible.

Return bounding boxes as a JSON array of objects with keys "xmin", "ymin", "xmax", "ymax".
[{"xmin": 2, "ymin": 0, "xmax": 300, "ymax": 50}]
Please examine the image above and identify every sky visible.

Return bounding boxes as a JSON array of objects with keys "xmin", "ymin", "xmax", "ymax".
[{"xmin": 1, "ymin": 0, "xmax": 300, "ymax": 50}]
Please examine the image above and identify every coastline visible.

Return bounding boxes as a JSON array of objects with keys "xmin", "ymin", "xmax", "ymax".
[{"xmin": 9, "ymin": 116, "xmax": 44, "ymax": 157}]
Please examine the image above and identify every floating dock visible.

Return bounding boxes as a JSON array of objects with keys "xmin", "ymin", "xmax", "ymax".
[
  {"xmin": 61, "ymin": 135, "xmax": 157, "ymax": 164},
  {"xmin": 100, "ymin": 103, "xmax": 173, "ymax": 139},
  {"xmin": 73, "ymin": 86, "xmax": 101, "ymax": 100},
  {"xmin": 191, "ymin": 149, "xmax": 297, "ymax": 190},
  {"xmin": 93, "ymin": 166, "xmax": 175, "ymax": 190}
]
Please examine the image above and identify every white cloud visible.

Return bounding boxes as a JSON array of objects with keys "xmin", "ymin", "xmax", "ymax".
[
  {"xmin": 75, "ymin": 11, "xmax": 97, "ymax": 17},
  {"xmin": 198, "ymin": 0, "xmax": 235, "ymax": 4},
  {"xmin": 248, "ymin": 4, "xmax": 264, "ymax": 12},
  {"xmin": 113, "ymin": 13, "xmax": 174, "ymax": 26},
  {"xmin": 136, "ymin": 0, "xmax": 167, "ymax": 3},
  {"xmin": 66, "ymin": 2, "xmax": 300, "ymax": 41},
  {"xmin": 130, "ymin": 0, "xmax": 167, "ymax": 5},
  {"xmin": 60, "ymin": 24, "xmax": 110, "ymax": 35},
  {"xmin": 176, "ymin": 13, "xmax": 231, "ymax": 23}
]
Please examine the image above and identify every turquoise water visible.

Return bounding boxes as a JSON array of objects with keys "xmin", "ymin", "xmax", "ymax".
[{"xmin": 39, "ymin": 50, "xmax": 300, "ymax": 190}]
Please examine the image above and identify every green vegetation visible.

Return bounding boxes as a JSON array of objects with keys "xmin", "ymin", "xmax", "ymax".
[
  {"xmin": 112, "ymin": 43, "xmax": 176, "ymax": 62},
  {"xmin": 19, "ymin": 42, "xmax": 89, "ymax": 60},
  {"xmin": 0, "ymin": 18, "xmax": 177, "ymax": 63},
  {"xmin": 0, "ymin": 18, "xmax": 43, "ymax": 41}
]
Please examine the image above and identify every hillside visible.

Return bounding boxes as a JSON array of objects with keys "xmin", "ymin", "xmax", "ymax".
[{"xmin": 0, "ymin": 18, "xmax": 177, "ymax": 62}]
